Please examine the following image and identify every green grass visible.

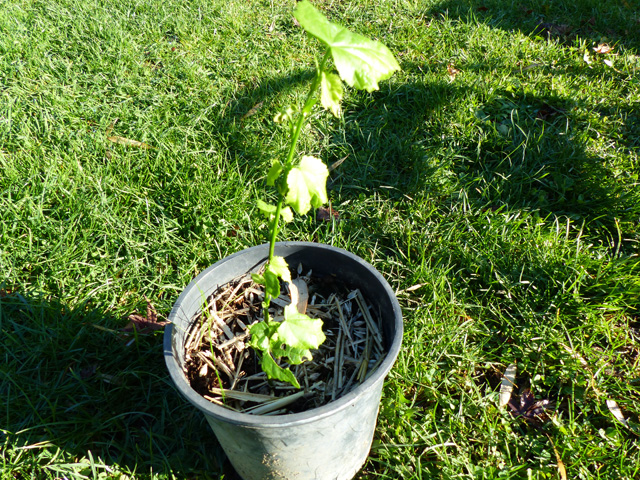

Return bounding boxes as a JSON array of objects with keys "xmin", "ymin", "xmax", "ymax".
[{"xmin": 1, "ymin": 0, "xmax": 639, "ymax": 478}]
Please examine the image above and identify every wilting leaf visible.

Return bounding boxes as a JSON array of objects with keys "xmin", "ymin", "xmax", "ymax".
[
  {"xmin": 107, "ymin": 136, "xmax": 153, "ymax": 149},
  {"xmin": 267, "ymin": 256, "xmax": 292, "ymax": 284},
  {"xmin": 499, "ymin": 364, "xmax": 517, "ymax": 407},
  {"xmin": 267, "ymin": 160, "xmax": 283, "ymax": 186}
]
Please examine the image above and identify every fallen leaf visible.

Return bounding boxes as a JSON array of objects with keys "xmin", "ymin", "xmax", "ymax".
[
  {"xmin": 546, "ymin": 434, "xmax": 567, "ymax": 480},
  {"xmin": 508, "ymin": 388, "xmax": 552, "ymax": 425},
  {"xmin": 79, "ymin": 364, "xmax": 97, "ymax": 380},
  {"xmin": 594, "ymin": 44, "xmax": 613, "ymax": 54},
  {"xmin": 107, "ymin": 136, "xmax": 153, "ymax": 149},
  {"xmin": 405, "ymin": 283, "xmax": 427, "ymax": 292},
  {"xmin": 240, "ymin": 101, "xmax": 264, "ymax": 122},
  {"xmin": 476, "ymin": 6, "xmax": 489, "ymax": 12},
  {"xmin": 447, "ymin": 64, "xmax": 460, "ymax": 79},
  {"xmin": 105, "ymin": 119, "xmax": 118, "ymax": 136},
  {"xmin": 289, "ymin": 278, "xmax": 309, "ymax": 314},
  {"xmin": 536, "ymin": 103, "xmax": 565, "ymax": 121},
  {"xmin": 123, "ymin": 296, "xmax": 168, "ymax": 333},
  {"xmin": 316, "ymin": 206, "xmax": 340, "ymax": 222},
  {"xmin": 522, "ymin": 63, "xmax": 545, "ymax": 71},
  {"xmin": 583, "ymin": 51, "xmax": 592, "ymax": 65},
  {"xmin": 606, "ymin": 399, "xmax": 629, "ymax": 427},
  {"xmin": 537, "ymin": 22, "xmax": 572, "ymax": 37},
  {"xmin": 328, "ymin": 155, "xmax": 348, "ymax": 172},
  {"xmin": 499, "ymin": 364, "xmax": 517, "ymax": 407}
]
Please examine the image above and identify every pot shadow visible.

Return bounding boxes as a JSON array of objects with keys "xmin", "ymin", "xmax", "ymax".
[{"xmin": 0, "ymin": 289, "xmax": 226, "ymax": 478}]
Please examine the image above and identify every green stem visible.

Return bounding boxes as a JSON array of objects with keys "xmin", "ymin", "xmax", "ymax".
[
  {"xmin": 263, "ymin": 50, "xmax": 330, "ymax": 323},
  {"xmin": 283, "ymin": 50, "xmax": 330, "ymax": 168}
]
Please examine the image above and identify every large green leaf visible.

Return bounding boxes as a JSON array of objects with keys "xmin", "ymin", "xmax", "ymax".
[
  {"xmin": 294, "ymin": 0, "xmax": 400, "ymax": 92},
  {"xmin": 278, "ymin": 304, "xmax": 326, "ymax": 351},
  {"xmin": 285, "ymin": 156, "xmax": 329, "ymax": 215},
  {"xmin": 260, "ymin": 350, "xmax": 300, "ymax": 388}
]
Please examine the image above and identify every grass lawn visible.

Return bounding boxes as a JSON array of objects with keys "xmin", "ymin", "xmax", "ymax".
[{"xmin": 1, "ymin": 0, "xmax": 639, "ymax": 478}]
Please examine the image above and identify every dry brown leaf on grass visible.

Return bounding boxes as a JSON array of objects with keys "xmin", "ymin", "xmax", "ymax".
[
  {"xmin": 107, "ymin": 135, "xmax": 154, "ymax": 149},
  {"xmin": 594, "ymin": 44, "xmax": 613, "ymax": 54},
  {"xmin": 546, "ymin": 434, "xmax": 567, "ymax": 480},
  {"xmin": 316, "ymin": 206, "xmax": 340, "ymax": 222},
  {"xmin": 240, "ymin": 101, "xmax": 264, "ymax": 123},
  {"xmin": 79, "ymin": 364, "xmax": 98, "ymax": 380},
  {"xmin": 447, "ymin": 64, "xmax": 460, "ymax": 79},
  {"xmin": 123, "ymin": 296, "xmax": 168, "ymax": 333},
  {"xmin": 105, "ymin": 118, "xmax": 153, "ymax": 149},
  {"xmin": 508, "ymin": 389, "xmax": 552, "ymax": 425}
]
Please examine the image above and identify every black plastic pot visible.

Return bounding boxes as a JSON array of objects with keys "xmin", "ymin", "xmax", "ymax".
[{"xmin": 164, "ymin": 242, "xmax": 402, "ymax": 480}]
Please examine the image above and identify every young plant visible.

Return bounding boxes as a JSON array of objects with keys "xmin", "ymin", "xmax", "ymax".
[{"xmin": 248, "ymin": 0, "xmax": 400, "ymax": 388}]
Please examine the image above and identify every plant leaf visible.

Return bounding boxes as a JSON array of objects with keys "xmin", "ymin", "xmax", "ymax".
[
  {"xmin": 256, "ymin": 199, "xmax": 277, "ymax": 217},
  {"xmin": 285, "ymin": 155, "xmax": 329, "ymax": 215},
  {"xmin": 267, "ymin": 160, "xmax": 283, "ymax": 186},
  {"xmin": 249, "ymin": 321, "xmax": 278, "ymax": 352},
  {"xmin": 267, "ymin": 256, "xmax": 292, "ymax": 283},
  {"xmin": 260, "ymin": 350, "xmax": 300, "ymax": 388},
  {"xmin": 294, "ymin": 0, "xmax": 400, "ymax": 92},
  {"xmin": 278, "ymin": 304, "xmax": 325, "ymax": 351},
  {"xmin": 320, "ymin": 71, "xmax": 343, "ymax": 117},
  {"xmin": 280, "ymin": 206, "xmax": 294, "ymax": 223},
  {"xmin": 275, "ymin": 343, "xmax": 312, "ymax": 365}
]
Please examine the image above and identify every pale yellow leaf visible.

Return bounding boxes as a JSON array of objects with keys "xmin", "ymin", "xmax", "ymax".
[
  {"xmin": 594, "ymin": 44, "xmax": 613, "ymax": 54},
  {"xmin": 499, "ymin": 364, "xmax": 517, "ymax": 407},
  {"xmin": 107, "ymin": 136, "xmax": 153, "ymax": 149},
  {"xmin": 606, "ymin": 399, "xmax": 629, "ymax": 427}
]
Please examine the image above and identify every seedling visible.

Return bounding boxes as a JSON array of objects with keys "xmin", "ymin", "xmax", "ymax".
[{"xmin": 248, "ymin": 0, "xmax": 400, "ymax": 387}]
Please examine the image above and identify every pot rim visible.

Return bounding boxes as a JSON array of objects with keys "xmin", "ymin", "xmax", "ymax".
[{"xmin": 164, "ymin": 241, "xmax": 403, "ymax": 428}]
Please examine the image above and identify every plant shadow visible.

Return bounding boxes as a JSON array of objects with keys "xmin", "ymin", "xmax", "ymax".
[{"xmin": 0, "ymin": 289, "xmax": 228, "ymax": 478}]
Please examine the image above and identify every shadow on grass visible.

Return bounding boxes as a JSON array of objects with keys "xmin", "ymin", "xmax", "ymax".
[
  {"xmin": 0, "ymin": 289, "xmax": 228, "ymax": 478},
  {"xmin": 425, "ymin": 0, "xmax": 640, "ymax": 52}
]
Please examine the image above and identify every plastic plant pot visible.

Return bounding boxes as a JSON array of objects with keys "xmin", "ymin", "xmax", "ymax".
[{"xmin": 164, "ymin": 242, "xmax": 403, "ymax": 480}]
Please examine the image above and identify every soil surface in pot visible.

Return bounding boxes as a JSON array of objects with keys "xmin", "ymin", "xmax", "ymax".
[{"xmin": 183, "ymin": 264, "xmax": 386, "ymax": 415}]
